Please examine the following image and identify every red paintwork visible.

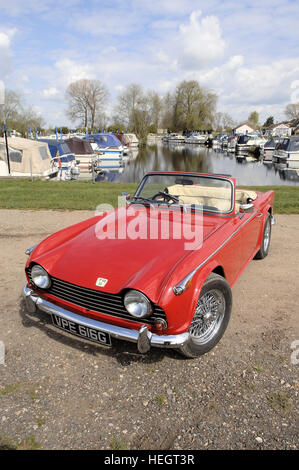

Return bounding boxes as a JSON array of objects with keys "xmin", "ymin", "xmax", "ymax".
[{"xmin": 25, "ymin": 172, "xmax": 274, "ymax": 336}]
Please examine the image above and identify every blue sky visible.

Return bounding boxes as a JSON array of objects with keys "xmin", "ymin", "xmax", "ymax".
[{"xmin": 0, "ymin": 0, "xmax": 299, "ymax": 127}]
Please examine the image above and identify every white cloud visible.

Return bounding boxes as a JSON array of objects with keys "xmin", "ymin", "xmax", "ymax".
[
  {"xmin": 177, "ymin": 10, "xmax": 226, "ymax": 69},
  {"xmin": 0, "ymin": 29, "xmax": 16, "ymax": 79},
  {"xmin": 54, "ymin": 58, "xmax": 96, "ymax": 87},
  {"xmin": 42, "ymin": 87, "xmax": 59, "ymax": 98}
]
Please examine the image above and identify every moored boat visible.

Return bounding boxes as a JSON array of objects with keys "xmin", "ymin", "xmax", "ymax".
[{"xmin": 0, "ymin": 137, "xmax": 58, "ymax": 178}]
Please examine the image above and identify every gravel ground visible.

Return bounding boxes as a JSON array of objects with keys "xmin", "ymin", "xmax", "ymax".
[{"xmin": 0, "ymin": 209, "xmax": 298, "ymax": 450}]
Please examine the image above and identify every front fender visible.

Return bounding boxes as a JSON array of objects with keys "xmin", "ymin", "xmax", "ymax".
[{"xmin": 158, "ymin": 259, "xmax": 225, "ymax": 335}]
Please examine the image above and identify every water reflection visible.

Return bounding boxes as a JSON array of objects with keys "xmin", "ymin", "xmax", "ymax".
[{"xmin": 98, "ymin": 143, "xmax": 299, "ymax": 186}]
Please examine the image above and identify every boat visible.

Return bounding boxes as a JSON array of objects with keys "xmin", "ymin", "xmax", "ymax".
[
  {"xmin": 65, "ymin": 137, "xmax": 100, "ymax": 179},
  {"xmin": 236, "ymin": 134, "xmax": 267, "ymax": 155},
  {"xmin": 185, "ymin": 133, "xmax": 206, "ymax": 144},
  {"xmin": 272, "ymin": 136, "xmax": 299, "ymax": 164},
  {"xmin": 85, "ymin": 133, "xmax": 123, "ymax": 156},
  {"xmin": 113, "ymin": 133, "xmax": 131, "ymax": 156},
  {"xmin": 0, "ymin": 137, "xmax": 58, "ymax": 178},
  {"xmin": 39, "ymin": 138, "xmax": 80, "ymax": 180},
  {"xmin": 227, "ymin": 135, "xmax": 237, "ymax": 152},
  {"xmin": 166, "ymin": 133, "xmax": 186, "ymax": 144},
  {"xmin": 125, "ymin": 133, "xmax": 139, "ymax": 148},
  {"xmin": 262, "ymin": 137, "xmax": 283, "ymax": 162}
]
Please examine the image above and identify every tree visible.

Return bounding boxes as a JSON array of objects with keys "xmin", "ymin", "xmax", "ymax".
[
  {"xmin": 0, "ymin": 88, "xmax": 44, "ymax": 136},
  {"xmin": 214, "ymin": 112, "xmax": 236, "ymax": 133},
  {"xmin": 167, "ymin": 80, "xmax": 217, "ymax": 131},
  {"xmin": 284, "ymin": 102, "xmax": 299, "ymax": 121},
  {"xmin": 263, "ymin": 116, "xmax": 274, "ymax": 127},
  {"xmin": 65, "ymin": 79, "xmax": 109, "ymax": 129},
  {"xmin": 0, "ymin": 90, "xmax": 22, "ymax": 123},
  {"xmin": 114, "ymin": 83, "xmax": 144, "ymax": 130},
  {"xmin": 113, "ymin": 84, "xmax": 152, "ymax": 143},
  {"xmin": 148, "ymin": 91, "xmax": 163, "ymax": 130},
  {"xmin": 248, "ymin": 111, "xmax": 259, "ymax": 128},
  {"xmin": 86, "ymin": 80, "xmax": 109, "ymax": 130}
]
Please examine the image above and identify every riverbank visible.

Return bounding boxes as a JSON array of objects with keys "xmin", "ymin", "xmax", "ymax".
[{"xmin": 0, "ymin": 179, "xmax": 298, "ymax": 213}]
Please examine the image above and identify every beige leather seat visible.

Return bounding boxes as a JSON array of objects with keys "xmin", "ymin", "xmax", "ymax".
[{"xmin": 167, "ymin": 184, "xmax": 257, "ymax": 213}]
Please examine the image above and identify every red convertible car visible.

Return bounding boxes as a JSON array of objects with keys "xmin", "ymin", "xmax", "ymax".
[{"xmin": 23, "ymin": 172, "xmax": 274, "ymax": 358}]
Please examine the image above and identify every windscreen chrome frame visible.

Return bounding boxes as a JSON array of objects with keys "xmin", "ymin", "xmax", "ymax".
[{"xmin": 132, "ymin": 172, "xmax": 235, "ymax": 215}]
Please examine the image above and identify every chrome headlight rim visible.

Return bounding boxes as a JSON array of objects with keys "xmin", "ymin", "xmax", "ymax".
[
  {"xmin": 31, "ymin": 264, "xmax": 51, "ymax": 290},
  {"xmin": 123, "ymin": 289, "xmax": 153, "ymax": 319}
]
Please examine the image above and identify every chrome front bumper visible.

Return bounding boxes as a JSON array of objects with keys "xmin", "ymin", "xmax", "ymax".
[{"xmin": 23, "ymin": 285, "xmax": 189, "ymax": 354}]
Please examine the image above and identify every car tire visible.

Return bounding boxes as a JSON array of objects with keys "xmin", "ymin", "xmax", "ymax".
[
  {"xmin": 179, "ymin": 273, "xmax": 232, "ymax": 358},
  {"xmin": 254, "ymin": 213, "xmax": 271, "ymax": 260}
]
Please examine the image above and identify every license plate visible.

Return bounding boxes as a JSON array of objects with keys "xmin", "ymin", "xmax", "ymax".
[{"xmin": 51, "ymin": 314, "xmax": 111, "ymax": 346}]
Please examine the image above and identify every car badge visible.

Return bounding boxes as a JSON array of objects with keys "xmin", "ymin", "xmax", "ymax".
[{"xmin": 96, "ymin": 277, "xmax": 108, "ymax": 287}]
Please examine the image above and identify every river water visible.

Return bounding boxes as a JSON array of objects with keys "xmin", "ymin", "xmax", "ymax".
[{"xmin": 98, "ymin": 142, "xmax": 299, "ymax": 186}]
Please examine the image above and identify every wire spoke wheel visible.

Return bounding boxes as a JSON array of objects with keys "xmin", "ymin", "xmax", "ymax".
[
  {"xmin": 263, "ymin": 218, "xmax": 271, "ymax": 252},
  {"xmin": 189, "ymin": 289, "xmax": 226, "ymax": 345}
]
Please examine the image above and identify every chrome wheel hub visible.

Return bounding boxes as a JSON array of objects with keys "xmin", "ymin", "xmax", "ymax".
[{"xmin": 189, "ymin": 289, "xmax": 225, "ymax": 345}]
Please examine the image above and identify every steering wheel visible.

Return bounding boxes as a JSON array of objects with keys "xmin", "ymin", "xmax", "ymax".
[{"xmin": 152, "ymin": 191, "xmax": 179, "ymax": 204}]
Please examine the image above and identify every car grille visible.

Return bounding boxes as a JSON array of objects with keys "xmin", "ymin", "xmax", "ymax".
[{"xmin": 26, "ymin": 267, "xmax": 166, "ymax": 326}]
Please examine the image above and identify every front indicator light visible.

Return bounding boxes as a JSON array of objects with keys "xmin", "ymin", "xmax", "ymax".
[{"xmin": 154, "ymin": 319, "xmax": 167, "ymax": 331}]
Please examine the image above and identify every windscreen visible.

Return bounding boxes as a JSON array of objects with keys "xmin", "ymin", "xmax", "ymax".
[{"xmin": 134, "ymin": 174, "xmax": 233, "ymax": 213}]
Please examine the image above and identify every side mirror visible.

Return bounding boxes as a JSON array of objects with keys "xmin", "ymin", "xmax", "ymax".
[
  {"xmin": 239, "ymin": 203, "xmax": 254, "ymax": 214},
  {"xmin": 122, "ymin": 192, "xmax": 130, "ymax": 203}
]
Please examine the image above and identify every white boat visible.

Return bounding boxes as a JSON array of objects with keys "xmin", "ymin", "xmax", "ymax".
[
  {"xmin": 125, "ymin": 133, "xmax": 139, "ymax": 148},
  {"xmin": 227, "ymin": 136, "xmax": 237, "ymax": 152},
  {"xmin": 167, "ymin": 133, "xmax": 185, "ymax": 144},
  {"xmin": 86, "ymin": 133, "xmax": 124, "ymax": 158},
  {"xmin": 262, "ymin": 137, "xmax": 283, "ymax": 162},
  {"xmin": 0, "ymin": 137, "xmax": 58, "ymax": 178},
  {"xmin": 236, "ymin": 134, "xmax": 267, "ymax": 153},
  {"xmin": 272, "ymin": 137, "xmax": 299, "ymax": 164},
  {"xmin": 185, "ymin": 133, "xmax": 206, "ymax": 144}
]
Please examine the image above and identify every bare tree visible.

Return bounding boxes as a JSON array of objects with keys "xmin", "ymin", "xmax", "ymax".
[
  {"xmin": 0, "ymin": 88, "xmax": 44, "ymax": 136},
  {"xmin": 65, "ymin": 79, "xmax": 90, "ymax": 127},
  {"xmin": 86, "ymin": 80, "xmax": 109, "ymax": 130},
  {"xmin": 0, "ymin": 89, "xmax": 22, "ymax": 123},
  {"xmin": 65, "ymin": 79, "xmax": 109, "ymax": 129},
  {"xmin": 113, "ymin": 83, "xmax": 152, "ymax": 142},
  {"xmin": 114, "ymin": 83, "xmax": 144, "ymax": 130},
  {"xmin": 285, "ymin": 102, "xmax": 299, "ymax": 121}
]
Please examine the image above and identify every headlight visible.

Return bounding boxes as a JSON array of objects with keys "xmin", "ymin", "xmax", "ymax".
[
  {"xmin": 31, "ymin": 265, "xmax": 51, "ymax": 289},
  {"xmin": 124, "ymin": 290, "xmax": 153, "ymax": 319}
]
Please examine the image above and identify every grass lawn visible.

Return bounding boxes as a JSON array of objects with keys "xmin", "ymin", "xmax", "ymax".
[{"xmin": 0, "ymin": 179, "xmax": 298, "ymax": 213}]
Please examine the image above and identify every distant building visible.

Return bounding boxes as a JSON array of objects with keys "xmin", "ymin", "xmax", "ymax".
[
  {"xmin": 271, "ymin": 123, "xmax": 291, "ymax": 137},
  {"xmin": 262, "ymin": 122, "xmax": 292, "ymax": 137},
  {"xmin": 232, "ymin": 123, "xmax": 255, "ymax": 135}
]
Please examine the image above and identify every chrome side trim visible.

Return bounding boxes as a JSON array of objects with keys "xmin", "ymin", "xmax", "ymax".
[
  {"xmin": 173, "ymin": 210, "xmax": 258, "ymax": 295},
  {"xmin": 25, "ymin": 244, "xmax": 37, "ymax": 256},
  {"xmin": 22, "ymin": 285, "xmax": 189, "ymax": 352}
]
